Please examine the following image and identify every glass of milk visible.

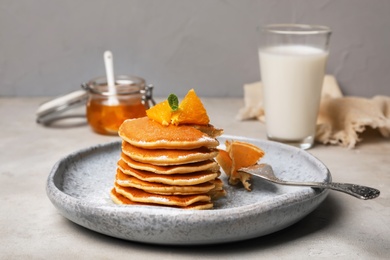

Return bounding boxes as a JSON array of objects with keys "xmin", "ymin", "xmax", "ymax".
[{"xmin": 258, "ymin": 24, "xmax": 331, "ymax": 149}]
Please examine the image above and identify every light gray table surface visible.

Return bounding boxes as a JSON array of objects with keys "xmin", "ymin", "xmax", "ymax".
[{"xmin": 1, "ymin": 97, "xmax": 389, "ymax": 259}]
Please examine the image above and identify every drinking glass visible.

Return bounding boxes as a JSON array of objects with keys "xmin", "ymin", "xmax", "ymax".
[{"xmin": 258, "ymin": 24, "xmax": 331, "ymax": 149}]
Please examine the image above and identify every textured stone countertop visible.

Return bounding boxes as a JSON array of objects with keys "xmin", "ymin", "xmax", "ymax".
[{"xmin": 1, "ymin": 97, "xmax": 389, "ymax": 259}]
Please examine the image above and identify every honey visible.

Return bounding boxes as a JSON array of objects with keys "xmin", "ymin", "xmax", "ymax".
[
  {"xmin": 82, "ymin": 75, "xmax": 155, "ymax": 135},
  {"xmin": 87, "ymin": 98, "xmax": 147, "ymax": 135}
]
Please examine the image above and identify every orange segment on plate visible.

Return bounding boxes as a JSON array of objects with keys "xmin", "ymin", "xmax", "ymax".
[
  {"xmin": 171, "ymin": 89, "xmax": 210, "ymax": 126},
  {"xmin": 216, "ymin": 149, "xmax": 233, "ymax": 179},
  {"xmin": 146, "ymin": 100, "xmax": 172, "ymax": 126},
  {"xmin": 228, "ymin": 141, "xmax": 265, "ymax": 173},
  {"xmin": 216, "ymin": 140, "xmax": 265, "ymax": 191}
]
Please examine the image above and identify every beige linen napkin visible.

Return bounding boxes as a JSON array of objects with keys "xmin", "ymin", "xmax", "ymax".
[{"xmin": 237, "ymin": 75, "xmax": 390, "ymax": 148}]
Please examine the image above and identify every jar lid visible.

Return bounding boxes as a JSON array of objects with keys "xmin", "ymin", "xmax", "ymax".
[
  {"xmin": 81, "ymin": 75, "xmax": 146, "ymax": 96},
  {"xmin": 36, "ymin": 90, "xmax": 88, "ymax": 125}
]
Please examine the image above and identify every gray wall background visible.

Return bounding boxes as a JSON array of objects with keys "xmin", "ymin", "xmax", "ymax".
[{"xmin": 1, "ymin": 0, "xmax": 389, "ymax": 98}]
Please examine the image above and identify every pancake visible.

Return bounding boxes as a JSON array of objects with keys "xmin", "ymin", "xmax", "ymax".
[
  {"xmin": 110, "ymin": 188, "xmax": 213, "ymax": 210},
  {"xmin": 122, "ymin": 141, "xmax": 219, "ymax": 166},
  {"xmin": 191, "ymin": 124, "xmax": 224, "ymax": 138},
  {"xmin": 118, "ymin": 117, "xmax": 220, "ymax": 149},
  {"xmin": 210, "ymin": 178, "xmax": 224, "ymax": 191},
  {"xmin": 111, "ymin": 101, "xmax": 225, "ymax": 210},
  {"xmin": 117, "ymin": 161, "xmax": 219, "ymax": 185},
  {"xmin": 208, "ymin": 189, "xmax": 227, "ymax": 200},
  {"xmin": 115, "ymin": 174, "xmax": 215, "ymax": 195},
  {"xmin": 121, "ymin": 152, "xmax": 220, "ymax": 174},
  {"xmin": 114, "ymin": 183, "xmax": 211, "ymax": 207}
]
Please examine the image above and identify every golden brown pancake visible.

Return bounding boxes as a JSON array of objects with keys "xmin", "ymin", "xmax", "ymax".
[
  {"xmin": 122, "ymin": 141, "xmax": 219, "ymax": 166},
  {"xmin": 191, "ymin": 124, "xmax": 224, "ymax": 138},
  {"xmin": 117, "ymin": 161, "xmax": 220, "ymax": 185},
  {"xmin": 121, "ymin": 152, "xmax": 220, "ymax": 174},
  {"xmin": 208, "ymin": 189, "xmax": 227, "ymax": 200},
  {"xmin": 110, "ymin": 188, "xmax": 213, "ymax": 210},
  {"xmin": 111, "ymin": 114, "xmax": 225, "ymax": 210},
  {"xmin": 210, "ymin": 178, "xmax": 224, "ymax": 190},
  {"xmin": 115, "ymin": 174, "xmax": 215, "ymax": 195},
  {"xmin": 114, "ymin": 183, "xmax": 211, "ymax": 207},
  {"xmin": 118, "ymin": 117, "xmax": 220, "ymax": 149}
]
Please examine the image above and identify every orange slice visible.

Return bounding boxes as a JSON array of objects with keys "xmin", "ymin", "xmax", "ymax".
[
  {"xmin": 171, "ymin": 89, "xmax": 210, "ymax": 125},
  {"xmin": 216, "ymin": 140, "xmax": 265, "ymax": 191},
  {"xmin": 146, "ymin": 89, "xmax": 210, "ymax": 126},
  {"xmin": 228, "ymin": 141, "xmax": 265, "ymax": 173},
  {"xmin": 215, "ymin": 149, "xmax": 234, "ymax": 179},
  {"xmin": 146, "ymin": 100, "xmax": 171, "ymax": 126}
]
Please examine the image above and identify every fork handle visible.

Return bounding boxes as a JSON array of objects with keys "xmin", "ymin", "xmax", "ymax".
[{"xmin": 282, "ymin": 181, "xmax": 380, "ymax": 200}]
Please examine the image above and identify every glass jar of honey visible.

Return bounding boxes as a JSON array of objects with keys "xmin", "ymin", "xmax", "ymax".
[{"xmin": 82, "ymin": 75, "xmax": 155, "ymax": 135}]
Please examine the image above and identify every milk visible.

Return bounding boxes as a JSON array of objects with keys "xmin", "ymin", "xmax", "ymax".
[{"xmin": 259, "ymin": 45, "xmax": 328, "ymax": 141}]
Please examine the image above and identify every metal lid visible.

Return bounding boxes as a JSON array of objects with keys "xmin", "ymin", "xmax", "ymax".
[{"xmin": 36, "ymin": 90, "xmax": 88, "ymax": 125}]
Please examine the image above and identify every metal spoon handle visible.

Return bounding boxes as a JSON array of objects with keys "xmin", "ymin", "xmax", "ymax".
[
  {"xmin": 240, "ymin": 164, "xmax": 380, "ymax": 200},
  {"xmin": 273, "ymin": 180, "xmax": 380, "ymax": 200}
]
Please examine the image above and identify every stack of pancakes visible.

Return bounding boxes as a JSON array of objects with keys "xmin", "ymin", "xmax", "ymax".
[{"xmin": 110, "ymin": 117, "xmax": 225, "ymax": 210}]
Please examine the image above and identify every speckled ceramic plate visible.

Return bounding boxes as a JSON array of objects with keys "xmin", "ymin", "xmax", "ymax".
[{"xmin": 46, "ymin": 135, "xmax": 331, "ymax": 245}]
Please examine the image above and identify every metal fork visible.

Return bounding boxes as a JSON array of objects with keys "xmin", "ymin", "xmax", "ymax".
[{"xmin": 239, "ymin": 164, "xmax": 380, "ymax": 200}]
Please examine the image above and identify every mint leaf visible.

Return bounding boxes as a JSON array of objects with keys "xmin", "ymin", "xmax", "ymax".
[{"xmin": 168, "ymin": 94, "xmax": 179, "ymax": 111}]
